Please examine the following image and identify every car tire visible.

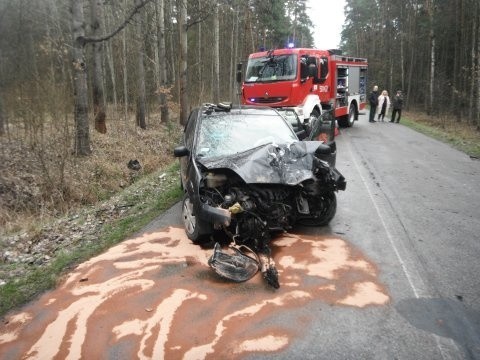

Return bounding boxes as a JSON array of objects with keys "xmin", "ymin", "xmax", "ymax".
[
  {"xmin": 298, "ymin": 191, "xmax": 337, "ymax": 226},
  {"xmin": 182, "ymin": 193, "xmax": 212, "ymax": 244}
]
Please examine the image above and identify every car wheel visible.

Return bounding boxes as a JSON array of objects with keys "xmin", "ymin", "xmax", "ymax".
[
  {"xmin": 298, "ymin": 191, "xmax": 337, "ymax": 226},
  {"xmin": 182, "ymin": 193, "xmax": 212, "ymax": 244}
]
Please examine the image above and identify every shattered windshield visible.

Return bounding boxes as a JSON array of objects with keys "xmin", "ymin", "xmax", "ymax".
[
  {"xmin": 245, "ymin": 54, "xmax": 297, "ymax": 83},
  {"xmin": 196, "ymin": 112, "xmax": 297, "ymax": 159}
]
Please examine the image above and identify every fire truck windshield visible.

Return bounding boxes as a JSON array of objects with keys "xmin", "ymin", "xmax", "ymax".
[{"xmin": 245, "ymin": 54, "xmax": 297, "ymax": 83}]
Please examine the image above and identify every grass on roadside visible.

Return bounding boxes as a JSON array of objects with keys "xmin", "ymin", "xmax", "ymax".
[
  {"xmin": 401, "ymin": 112, "xmax": 480, "ymax": 158},
  {"xmin": 0, "ymin": 162, "xmax": 183, "ymax": 317}
]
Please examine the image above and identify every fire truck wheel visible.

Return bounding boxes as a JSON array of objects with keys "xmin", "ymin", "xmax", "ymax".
[{"xmin": 347, "ymin": 104, "xmax": 356, "ymax": 127}]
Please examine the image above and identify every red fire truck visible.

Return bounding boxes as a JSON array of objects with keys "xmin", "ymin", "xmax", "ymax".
[{"xmin": 241, "ymin": 48, "xmax": 368, "ymax": 128}]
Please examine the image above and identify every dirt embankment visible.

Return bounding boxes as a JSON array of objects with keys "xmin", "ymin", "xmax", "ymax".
[{"xmin": 0, "ymin": 118, "xmax": 183, "ymax": 287}]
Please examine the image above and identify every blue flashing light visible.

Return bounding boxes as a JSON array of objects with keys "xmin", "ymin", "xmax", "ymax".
[
  {"xmin": 287, "ymin": 42, "xmax": 295, "ymax": 49},
  {"xmin": 250, "ymin": 98, "xmax": 256, "ymax": 102}
]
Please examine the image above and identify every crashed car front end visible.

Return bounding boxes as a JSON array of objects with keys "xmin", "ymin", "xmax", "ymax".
[
  {"xmin": 189, "ymin": 141, "xmax": 345, "ymax": 287},
  {"xmin": 176, "ymin": 104, "xmax": 346, "ymax": 288}
]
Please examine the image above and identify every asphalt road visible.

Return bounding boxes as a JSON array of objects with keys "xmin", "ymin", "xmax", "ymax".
[{"xmin": 1, "ymin": 113, "xmax": 479, "ymax": 359}]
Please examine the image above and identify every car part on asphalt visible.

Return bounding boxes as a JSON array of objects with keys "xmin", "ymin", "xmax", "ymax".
[{"xmin": 208, "ymin": 242, "xmax": 259, "ymax": 283}]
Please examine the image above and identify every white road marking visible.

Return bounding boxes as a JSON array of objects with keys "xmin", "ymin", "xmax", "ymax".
[
  {"xmin": 343, "ymin": 132, "xmax": 461, "ymax": 359},
  {"xmin": 344, "ymin": 136, "xmax": 420, "ymax": 298}
]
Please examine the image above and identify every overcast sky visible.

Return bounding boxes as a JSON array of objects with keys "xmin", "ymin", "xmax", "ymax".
[{"xmin": 306, "ymin": 0, "xmax": 346, "ymax": 50}]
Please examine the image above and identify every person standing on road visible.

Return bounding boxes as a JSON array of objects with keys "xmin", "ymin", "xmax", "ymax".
[
  {"xmin": 391, "ymin": 90, "xmax": 404, "ymax": 123},
  {"xmin": 376, "ymin": 90, "xmax": 391, "ymax": 122},
  {"xmin": 369, "ymin": 85, "xmax": 379, "ymax": 123}
]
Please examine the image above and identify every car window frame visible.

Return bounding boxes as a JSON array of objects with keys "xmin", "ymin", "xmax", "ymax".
[{"xmin": 185, "ymin": 108, "xmax": 199, "ymax": 150}]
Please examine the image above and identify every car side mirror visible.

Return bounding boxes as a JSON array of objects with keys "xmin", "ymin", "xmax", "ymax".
[{"xmin": 174, "ymin": 146, "xmax": 190, "ymax": 157}]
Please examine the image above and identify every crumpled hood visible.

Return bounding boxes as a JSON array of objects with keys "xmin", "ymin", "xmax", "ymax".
[{"xmin": 198, "ymin": 141, "xmax": 328, "ymax": 185}]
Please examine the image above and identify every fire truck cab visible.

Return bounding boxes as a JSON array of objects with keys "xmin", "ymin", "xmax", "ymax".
[{"xmin": 241, "ymin": 48, "xmax": 368, "ymax": 128}]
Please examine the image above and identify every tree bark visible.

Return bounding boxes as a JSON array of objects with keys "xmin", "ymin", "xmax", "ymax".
[
  {"xmin": 90, "ymin": 0, "xmax": 107, "ymax": 134},
  {"xmin": 179, "ymin": 0, "xmax": 188, "ymax": 125},
  {"xmin": 0, "ymin": 92, "xmax": 5, "ymax": 136},
  {"xmin": 427, "ymin": 0, "xmax": 435, "ymax": 115},
  {"xmin": 122, "ymin": 0, "xmax": 129, "ymax": 126},
  {"xmin": 156, "ymin": 0, "xmax": 169, "ymax": 123},
  {"xmin": 477, "ymin": 2, "xmax": 480, "ymax": 130},
  {"xmin": 197, "ymin": 0, "xmax": 204, "ymax": 101},
  {"xmin": 136, "ymin": 9, "xmax": 147, "ymax": 129},
  {"xmin": 167, "ymin": 0, "xmax": 176, "ymax": 86},
  {"xmin": 469, "ymin": 2, "xmax": 477, "ymax": 124},
  {"xmin": 212, "ymin": 3, "xmax": 219, "ymax": 103},
  {"xmin": 104, "ymin": 9, "xmax": 118, "ymax": 112},
  {"xmin": 71, "ymin": 0, "xmax": 91, "ymax": 155}
]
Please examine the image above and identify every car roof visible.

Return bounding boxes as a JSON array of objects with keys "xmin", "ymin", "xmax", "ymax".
[{"xmin": 199, "ymin": 103, "xmax": 281, "ymax": 117}]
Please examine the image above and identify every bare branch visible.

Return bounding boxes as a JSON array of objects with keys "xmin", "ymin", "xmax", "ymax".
[
  {"xmin": 183, "ymin": 0, "xmax": 216, "ymax": 31},
  {"xmin": 78, "ymin": 0, "xmax": 153, "ymax": 45},
  {"xmin": 186, "ymin": 12, "xmax": 212, "ymax": 30}
]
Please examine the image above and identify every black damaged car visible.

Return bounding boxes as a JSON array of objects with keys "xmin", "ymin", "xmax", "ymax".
[{"xmin": 174, "ymin": 103, "xmax": 346, "ymax": 288}]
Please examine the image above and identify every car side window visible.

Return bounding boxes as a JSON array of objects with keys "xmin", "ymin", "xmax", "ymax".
[{"xmin": 185, "ymin": 109, "xmax": 198, "ymax": 149}]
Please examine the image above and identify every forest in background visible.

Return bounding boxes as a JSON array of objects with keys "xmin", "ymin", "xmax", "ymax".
[
  {"xmin": 0, "ymin": 0, "xmax": 479, "ymax": 230},
  {"xmin": 2, "ymin": 0, "xmax": 479, "ymax": 149},
  {"xmin": 342, "ymin": 0, "xmax": 480, "ymax": 126},
  {"xmin": 0, "ymin": 0, "xmax": 314, "ymax": 153}
]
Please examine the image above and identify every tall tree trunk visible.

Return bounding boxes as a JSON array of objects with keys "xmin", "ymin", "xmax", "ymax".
[
  {"xmin": 0, "ymin": 43, "xmax": 5, "ymax": 136},
  {"xmin": 167, "ymin": 0, "xmax": 176, "ymax": 86},
  {"xmin": 197, "ymin": 0, "xmax": 204, "ymax": 102},
  {"xmin": 0, "ymin": 92, "xmax": 5, "ymax": 136},
  {"xmin": 104, "ymin": 24, "xmax": 118, "ymax": 113},
  {"xmin": 71, "ymin": 0, "xmax": 91, "ymax": 155},
  {"xmin": 400, "ymin": 31, "xmax": 405, "ymax": 92},
  {"xmin": 427, "ymin": 0, "xmax": 435, "ymax": 115},
  {"xmin": 451, "ymin": 0, "xmax": 460, "ymax": 117},
  {"xmin": 429, "ymin": 36, "xmax": 436, "ymax": 114},
  {"xmin": 469, "ymin": 2, "xmax": 477, "ymax": 123},
  {"xmin": 91, "ymin": 0, "xmax": 107, "ymax": 133},
  {"xmin": 136, "ymin": 9, "xmax": 146, "ymax": 129},
  {"xmin": 122, "ymin": 0, "xmax": 129, "ymax": 126},
  {"xmin": 212, "ymin": 4, "xmax": 220, "ymax": 103},
  {"xmin": 230, "ymin": 7, "xmax": 239, "ymax": 100},
  {"xmin": 477, "ymin": 2, "xmax": 480, "ymax": 130},
  {"xmin": 179, "ymin": 0, "xmax": 188, "ymax": 125},
  {"xmin": 153, "ymin": 3, "xmax": 161, "ymax": 107},
  {"xmin": 156, "ymin": 0, "xmax": 169, "ymax": 123}
]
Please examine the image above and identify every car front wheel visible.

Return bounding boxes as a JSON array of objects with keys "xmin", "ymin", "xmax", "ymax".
[
  {"xmin": 182, "ymin": 193, "xmax": 212, "ymax": 244},
  {"xmin": 298, "ymin": 191, "xmax": 337, "ymax": 226}
]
